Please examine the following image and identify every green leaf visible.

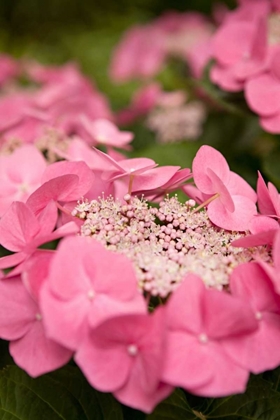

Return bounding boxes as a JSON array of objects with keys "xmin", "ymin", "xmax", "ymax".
[
  {"xmin": 131, "ymin": 142, "xmax": 200, "ymax": 169},
  {"xmin": 202, "ymin": 375, "xmax": 280, "ymax": 420},
  {"xmin": 0, "ymin": 365, "xmax": 123, "ymax": 420},
  {"xmin": 263, "ymin": 150, "xmax": 280, "ymax": 189},
  {"xmin": 147, "ymin": 389, "xmax": 202, "ymax": 420}
]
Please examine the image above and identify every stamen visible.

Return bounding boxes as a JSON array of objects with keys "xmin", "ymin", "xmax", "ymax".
[{"xmin": 193, "ymin": 193, "xmax": 220, "ymax": 213}]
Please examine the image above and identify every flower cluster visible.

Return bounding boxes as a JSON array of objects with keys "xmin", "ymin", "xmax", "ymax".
[
  {"xmin": 1, "ymin": 50, "xmax": 280, "ymax": 414},
  {"xmin": 1, "ymin": 100, "xmax": 280, "ymax": 412}
]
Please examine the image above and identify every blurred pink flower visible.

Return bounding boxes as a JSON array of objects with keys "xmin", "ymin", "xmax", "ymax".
[
  {"xmin": 0, "ymin": 54, "xmax": 20, "ymax": 86},
  {"xmin": 0, "ymin": 144, "xmax": 47, "ymax": 216}
]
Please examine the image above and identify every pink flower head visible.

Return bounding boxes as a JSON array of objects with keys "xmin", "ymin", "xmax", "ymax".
[
  {"xmin": 211, "ymin": 15, "xmax": 268, "ymax": 92},
  {"xmin": 227, "ymin": 262, "xmax": 280, "ymax": 373},
  {"xmin": 80, "ymin": 116, "xmax": 133, "ymax": 148},
  {"xmin": 40, "ymin": 236, "xmax": 146, "ymax": 351},
  {"xmin": 0, "ymin": 272, "xmax": 72, "ymax": 377},
  {"xmin": 0, "ymin": 144, "xmax": 47, "ymax": 216},
  {"xmin": 155, "ymin": 11, "xmax": 214, "ymax": 78},
  {"xmin": 28, "ymin": 61, "xmax": 113, "ymax": 137},
  {"xmin": 75, "ymin": 308, "xmax": 173, "ymax": 413},
  {"xmin": 162, "ymin": 273, "xmax": 257, "ymax": 397},
  {"xmin": 191, "ymin": 145, "xmax": 257, "ymax": 230}
]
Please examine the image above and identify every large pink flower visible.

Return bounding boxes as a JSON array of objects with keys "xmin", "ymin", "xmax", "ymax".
[
  {"xmin": 75, "ymin": 308, "xmax": 173, "ymax": 413},
  {"xmin": 162, "ymin": 273, "xmax": 258, "ymax": 397},
  {"xmin": 41, "ymin": 236, "xmax": 146, "ymax": 351}
]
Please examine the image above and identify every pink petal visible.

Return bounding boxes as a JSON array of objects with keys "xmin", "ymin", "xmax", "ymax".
[
  {"xmin": 0, "ymin": 252, "xmax": 27, "ymax": 270},
  {"xmin": 245, "ymin": 74, "xmax": 280, "ymax": 116},
  {"xmin": 41, "ymin": 161, "xmax": 94, "ymax": 200},
  {"xmin": 0, "ymin": 202, "xmax": 40, "ymax": 252},
  {"xmin": 212, "ymin": 22, "xmax": 255, "ymax": 66},
  {"xmin": 41, "ymin": 283, "xmax": 92, "ymax": 351},
  {"xmin": 27, "ymin": 174, "xmax": 79, "ymax": 215},
  {"xmin": 227, "ymin": 171, "xmax": 257, "ymax": 202},
  {"xmin": 130, "ymin": 166, "xmax": 180, "ymax": 193},
  {"xmin": 206, "ymin": 168, "xmax": 235, "ymax": 212},
  {"xmin": 75, "ymin": 330, "xmax": 132, "ymax": 392},
  {"xmin": 232, "ymin": 229, "xmax": 277, "ymax": 248},
  {"xmin": 192, "ymin": 145, "xmax": 230, "ymax": 195},
  {"xmin": 22, "ymin": 251, "xmax": 54, "ymax": 302},
  {"xmin": 166, "ymin": 274, "xmax": 205, "ymax": 334},
  {"xmin": 260, "ymin": 111, "xmax": 280, "ymax": 133},
  {"xmin": 189, "ymin": 343, "xmax": 249, "ymax": 397},
  {"xmin": 273, "ymin": 230, "xmax": 280, "ymax": 269},
  {"xmin": 207, "ymin": 195, "xmax": 257, "ymax": 231},
  {"xmin": 0, "ymin": 276, "xmax": 38, "ymax": 340},
  {"xmin": 249, "ymin": 215, "xmax": 279, "ymax": 234},
  {"xmin": 10, "ymin": 320, "xmax": 72, "ymax": 377},
  {"xmin": 223, "ymin": 312, "xmax": 280, "ymax": 374},
  {"xmin": 210, "ymin": 64, "xmax": 244, "ymax": 92},
  {"xmin": 162, "ymin": 331, "xmax": 213, "ymax": 389}
]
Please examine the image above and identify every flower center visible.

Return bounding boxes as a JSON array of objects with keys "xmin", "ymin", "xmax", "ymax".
[{"xmin": 127, "ymin": 344, "xmax": 138, "ymax": 356}]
